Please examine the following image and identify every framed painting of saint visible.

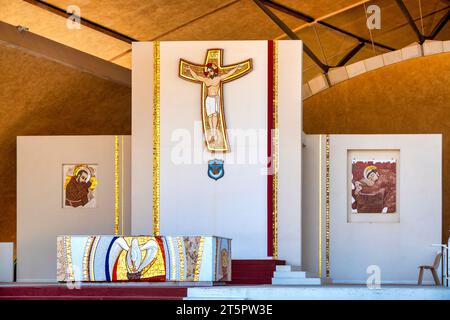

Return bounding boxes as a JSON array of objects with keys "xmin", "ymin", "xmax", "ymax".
[
  {"xmin": 350, "ymin": 158, "xmax": 397, "ymax": 214},
  {"xmin": 347, "ymin": 150, "xmax": 400, "ymax": 223},
  {"xmin": 62, "ymin": 164, "xmax": 98, "ymax": 208}
]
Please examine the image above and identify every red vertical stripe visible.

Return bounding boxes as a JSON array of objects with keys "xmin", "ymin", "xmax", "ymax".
[
  {"xmin": 112, "ymin": 257, "xmax": 119, "ymax": 281},
  {"xmin": 267, "ymin": 40, "xmax": 274, "ymax": 257}
]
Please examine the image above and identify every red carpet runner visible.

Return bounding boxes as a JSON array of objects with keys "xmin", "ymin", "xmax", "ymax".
[
  {"xmin": 0, "ymin": 285, "xmax": 188, "ymax": 300},
  {"xmin": 0, "ymin": 260, "xmax": 285, "ymax": 299}
]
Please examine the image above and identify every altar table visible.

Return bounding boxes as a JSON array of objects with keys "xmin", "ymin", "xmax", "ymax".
[{"xmin": 57, "ymin": 236, "xmax": 231, "ymax": 282}]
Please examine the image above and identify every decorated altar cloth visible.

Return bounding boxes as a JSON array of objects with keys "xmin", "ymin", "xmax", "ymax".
[{"xmin": 57, "ymin": 236, "xmax": 231, "ymax": 282}]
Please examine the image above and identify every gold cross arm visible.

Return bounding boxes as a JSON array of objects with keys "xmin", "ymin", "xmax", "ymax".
[{"xmin": 179, "ymin": 49, "xmax": 252, "ymax": 83}]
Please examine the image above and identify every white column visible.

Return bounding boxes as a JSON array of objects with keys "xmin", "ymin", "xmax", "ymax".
[
  {"xmin": 131, "ymin": 42, "xmax": 154, "ymax": 235},
  {"xmin": 277, "ymin": 41, "xmax": 303, "ymax": 266}
]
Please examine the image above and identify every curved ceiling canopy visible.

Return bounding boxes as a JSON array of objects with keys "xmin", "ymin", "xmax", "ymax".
[{"xmin": 0, "ymin": 0, "xmax": 448, "ymax": 82}]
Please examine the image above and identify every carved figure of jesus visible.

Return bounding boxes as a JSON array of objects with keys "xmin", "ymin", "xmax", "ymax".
[{"xmin": 179, "ymin": 49, "xmax": 252, "ymax": 152}]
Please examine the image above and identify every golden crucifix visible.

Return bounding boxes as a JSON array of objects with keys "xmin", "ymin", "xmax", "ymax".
[{"xmin": 179, "ymin": 49, "xmax": 252, "ymax": 152}]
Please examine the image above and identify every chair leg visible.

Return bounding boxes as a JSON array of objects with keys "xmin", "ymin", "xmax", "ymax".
[
  {"xmin": 431, "ymin": 269, "xmax": 441, "ymax": 286},
  {"xmin": 418, "ymin": 267, "xmax": 424, "ymax": 285}
]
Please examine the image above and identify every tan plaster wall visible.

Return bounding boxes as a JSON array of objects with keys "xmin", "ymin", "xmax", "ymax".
[
  {"xmin": 0, "ymin": 42, "xmax": 131, "ymax": 248},
  {"xmin": 303, "ymin": 52, "xmax": 450, "ymax": 242}
]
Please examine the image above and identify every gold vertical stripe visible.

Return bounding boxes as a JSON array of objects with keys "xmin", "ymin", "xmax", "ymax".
[
  {"xmin": 325, "ymin": 134, "xmax": 331, "ymax": 278},
  {"xmin": 318, "ymin": 135, "xmax": 323, "ymax": 278},
  {"xmin": 272, "ymin": 40, "xmax": 279, "ymax": 259},
  {"xmin": 194, "ymin": 237, "xmax": 205, "ymax": 281},
  {"xmin": 114, "ymin": 135, "xmax": 120, "ymax": 235},
  {"xmin": 121, "ymin": 135, "xmax": 124, "ymax": 235},
  {"xmin": 89, "ymin": 237, "xmax": 99, "ymax": 281},
  {"xmin": 177, "ymin": 237, "xmax": 185, "ymax": 281},
  {"xmin": 153, "ymin": 41, "xmax": 161, "ymax": 235},
  {"xmin": 65, "ymin": 236, "xmax": 74, "ymax": 282},
  {"xmin": 82, "ymin": 236, "xmax": 94, "ymax": 281}
]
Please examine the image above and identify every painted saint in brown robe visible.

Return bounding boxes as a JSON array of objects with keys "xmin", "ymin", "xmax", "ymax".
[{"xmin": 65, "ymin": 170, "xmax": 92, "ymax": 207}]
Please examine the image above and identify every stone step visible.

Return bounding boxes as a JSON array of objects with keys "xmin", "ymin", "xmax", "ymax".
[
  {"xmin": 187, "ymin": 285, "xmax": 450, "ymax": 300},
  {"xmin": 275, "ymin": 265, "xmax": 292, "ymax": 272},
  {"xmin": 275, "ymin": 265, "xmax": 306, "ymax": 272},
  {"xmin": 271, "ymin": 277, "xmax": 322, "ymax": 285},
  {"xmin": 273, "ymin": 271, "xmax": 307, "ymax": 278}
]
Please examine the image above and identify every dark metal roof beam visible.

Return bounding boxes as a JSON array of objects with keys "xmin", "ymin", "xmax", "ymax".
[
  {"xmin": 261, "ymin": 0, "xmax": 395, "ymax": 51},
  {"xmin": 319, "ymin": 21, "xmax": 395, "ymax": 51},
  {"xmin": 262, "ymin": 0, "xmax": 314, "ymax": 22},
  {"xmin": 427, "ymin": 10, "xmax": 450, "ymax": 39},
  {"xmin": 395, "ymin": 0, "xmax": 426, "ymax": 44},
  {"xmin": 336, "ymin": 42, "xmax": 365, "ymax": 67},
  {"xmin": 253, "ymin": 0, "xmax": 329, "ymax": 73},
  {"xmin": 23, "ymin": 0, "xmax": 137, "ymax": 43}
]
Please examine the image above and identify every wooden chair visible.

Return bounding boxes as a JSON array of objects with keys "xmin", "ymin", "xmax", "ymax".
[{"xmin": 418, "ymin": 253, "xmax": 442, "ymax": 285}]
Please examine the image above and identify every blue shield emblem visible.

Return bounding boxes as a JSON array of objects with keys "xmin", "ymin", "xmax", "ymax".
[{"xmin": 208, "ymin": 159, "xmax": 224, "ymax": 181}]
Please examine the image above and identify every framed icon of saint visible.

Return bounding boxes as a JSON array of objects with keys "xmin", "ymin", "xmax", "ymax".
[{"xmin": 62, "ymin": 164, "xmax": 98, "ymax": 208}]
